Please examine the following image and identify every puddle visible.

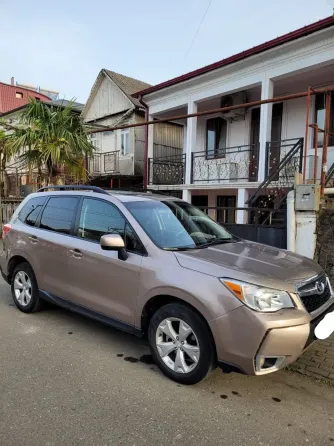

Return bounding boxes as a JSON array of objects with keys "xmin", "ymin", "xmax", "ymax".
[
  {"xmin": 139, "ymin": 354, "xmax": 155, "ymax": 365},
  {"xmin": 124, "ymin": 356, "xmax": 139, "ymax": 363}
]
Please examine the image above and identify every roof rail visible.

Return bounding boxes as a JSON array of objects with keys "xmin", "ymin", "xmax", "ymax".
[{"xmin": 37, "ymin": 185, "xmax": 109, "ymax": 195}]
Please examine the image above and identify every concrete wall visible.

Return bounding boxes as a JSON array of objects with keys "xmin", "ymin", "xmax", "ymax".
[{"xmin": 291, "ymin": 198, "xmax": 334, "ymax": 383}]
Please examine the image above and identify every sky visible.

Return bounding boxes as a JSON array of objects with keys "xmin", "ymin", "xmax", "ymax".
[{"xmin": 0, "ymin": 0, "xmax": 333, "ymax": 103}]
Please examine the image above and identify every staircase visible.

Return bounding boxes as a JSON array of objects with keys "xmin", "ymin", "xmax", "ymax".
[
  {"xmin": 246, "ymin": 138, "xmax": 304, "ymax": 226},
  {"xmin": 325, "ymin": 162, "xmax": 334, "ymax": 187}
]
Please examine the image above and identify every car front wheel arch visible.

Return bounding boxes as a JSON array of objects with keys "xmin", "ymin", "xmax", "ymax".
[{"xmin": 141, "ymin": 295, "xmax": 217, "ymax": 355}]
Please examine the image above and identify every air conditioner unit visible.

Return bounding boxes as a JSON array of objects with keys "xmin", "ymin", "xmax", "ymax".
[{"xmin": 220, "ymin": 91, "xmax": 247, "ymax": 121}]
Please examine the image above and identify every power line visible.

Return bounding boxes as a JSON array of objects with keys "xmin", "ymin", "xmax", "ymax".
[{"xmin": 181, "ymin": 0, "xmax": 213, "ymax": 67}]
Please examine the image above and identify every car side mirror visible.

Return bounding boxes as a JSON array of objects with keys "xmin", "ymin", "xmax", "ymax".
[{"xmin": 100, "ymin": 234, "xmax": 128, "ymax": 261}]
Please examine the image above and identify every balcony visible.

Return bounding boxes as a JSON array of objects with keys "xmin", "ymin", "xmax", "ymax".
[
  {"xmin": 88, "ymin": 151, "xmax": 120, "ymax": 176},
  {"xmin": 191, "ymin": 144, "xmax": 259, "ymax": 184},
  {"xmin": 148, "ymin": 154, "xmax": 186, "ymax": 185}
]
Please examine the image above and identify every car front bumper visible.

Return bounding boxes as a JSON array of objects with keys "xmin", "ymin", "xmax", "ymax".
[{"xmin": 210, "ymin": 298, "xmax": 334, "ymax": 375}]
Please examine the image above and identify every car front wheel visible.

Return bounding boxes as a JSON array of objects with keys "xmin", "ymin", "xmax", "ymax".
[
  {"xmin": 148, "ymin": 303, "xmax": 216, "ymax": 384},
  {"xmin": 11, "ymin": 262, "xmax": 43, "ymax": 313}
]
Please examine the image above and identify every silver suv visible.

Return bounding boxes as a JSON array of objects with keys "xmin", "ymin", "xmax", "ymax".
[{"xmin": 1, "ymin": 186, "xmax": 333, "ymax": 384}]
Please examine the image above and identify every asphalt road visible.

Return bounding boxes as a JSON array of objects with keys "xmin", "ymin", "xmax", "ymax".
[{"xmin": 0, "ymin": 279, "xmax": 333, "ymax": 446}]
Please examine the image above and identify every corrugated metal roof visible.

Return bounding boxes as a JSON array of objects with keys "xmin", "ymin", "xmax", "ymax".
[
  {"xmin": 133, "ymin": 16, "xmax": 334, "ymax": 98},
  {"xmin": 0, "ymin": 82, "xmax": 51, "ymax": 114},
  {"xmin": 104, "ymin": 70, "xmax": 151, "ymax": 107},
  {"xmin": 50, "ymin": 99, "xmax": 84, "ymax": 112}
]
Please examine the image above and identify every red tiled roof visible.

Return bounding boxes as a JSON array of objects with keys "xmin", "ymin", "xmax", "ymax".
[
  {"xmin": 0, "ymin": 83, "xmax": 51, "ymax": 114},
  {"xmin": 133, "ymin": 16, "xmax": 334, "ymax": 98}
]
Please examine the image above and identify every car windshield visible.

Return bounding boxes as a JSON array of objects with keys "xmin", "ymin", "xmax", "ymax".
[{"xmin": 125, "ymin": 200, "xmax": 236, "ymax": 250}]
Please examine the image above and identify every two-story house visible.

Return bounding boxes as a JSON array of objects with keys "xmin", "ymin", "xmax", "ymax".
[
  {"xmin": 133, "ymin": 16, "xmax": 334, "ymax": 234},
  {"xmin": 82, "ymin": 69, "xmax": 184, "ymax": 190},
  {"xmin": 0, "ymin": 77, "xmax": 51, "ymax": 114}
]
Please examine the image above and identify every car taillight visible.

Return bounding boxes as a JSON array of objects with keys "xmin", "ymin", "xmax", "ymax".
[{"xmin": 2, "ymin": 224, "xmax": 11, "ymax": 238}]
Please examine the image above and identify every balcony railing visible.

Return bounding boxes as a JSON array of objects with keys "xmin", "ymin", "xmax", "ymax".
[
  {"xmin": 148, "ymin": 154, "xmax": 186, "ymax": 185},
  {"xmin": 88, "ymin": 151, "xmax": 119, "ymax": 176},
  {"xmin": 191, "ymin": 144, "xmax": 259, "ymax": 184}
]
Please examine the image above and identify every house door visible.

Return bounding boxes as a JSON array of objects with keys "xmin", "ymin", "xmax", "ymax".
[
  {"xmin": 268, "ymin": 103, "xmax": 283, "ymax": 179},
  {"xmin": 249, "ymin": 108, "xmax": 260, "ymax": 182},
  {"xmin": 192, "ymin": 195, "xmax": 208, "ymax": 214}
]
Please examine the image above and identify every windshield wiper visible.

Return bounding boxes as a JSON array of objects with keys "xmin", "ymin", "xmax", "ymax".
[
  {"xmin": 163, "ymin": 246, "xmax": 196, "ymax": 251},
  {"xmin": 196, "ymin": 238, "xmax": 236, "ymax": 248}
]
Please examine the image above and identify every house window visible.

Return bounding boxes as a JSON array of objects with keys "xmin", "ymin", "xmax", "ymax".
[
  {"xmin": 104, "ymin": 131, "xmax": 113, "ymax": 137},
  {"xmin": 121, "ymin": 129, "xmax": 129, "ymax": 155},
  {"xmin": 35, "ymin": 97, "xmax": 40, "ymax": 101},
  {"xmin": 314, "ymin": 92, "xmax": 334, "ymax": 147},
  {"xmin": 206, "ymin": 117, "xmax": 227, "ymax": 158},
  {"xmin": 90, "ymin": 134, "xmax": 100, "ymax": 151},
  {"xmin": 216, "ymin": 195, "xmax": 236, "ymax": 224},
  {"xmin": 16, "ymin": 92, "xmax": 23, "ymax": 99}
]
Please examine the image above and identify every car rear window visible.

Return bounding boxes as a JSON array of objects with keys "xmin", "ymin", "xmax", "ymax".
[
  {"xmin": 18, "ymin": 197, "xmax": 47, "ymax": 227},
  {"xmin": 40, "ymin": 197, "xmax": 79, "ymax": 234}
]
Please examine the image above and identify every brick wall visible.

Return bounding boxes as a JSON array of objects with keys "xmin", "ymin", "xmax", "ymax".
[
  {"xmin": 291, "ymin": 198, "xmax": 334, "ymax": 382},
  {"xmin": 290, "ymin": 335, "xmax": 334, "ymax": 381}
]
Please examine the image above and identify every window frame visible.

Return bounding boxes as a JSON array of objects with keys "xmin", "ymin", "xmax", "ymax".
[
  {"xmin": 206, "ymin": 116, "xmax": 228, "ymax": 159},
  {"xmin": 314, "ymin": 92, "xmax": 334, "ymax": 148},
  {"xmin": 17, "ymin": 196, "xmax": 48, "ymax": 227},
  {"xmin": 121, "ymin": 128, "xmax": 130, "ymax": 156},
  {"xmin": 35, "ymin": 195, "xmax": 81, "ymax": 236},
  {"xmin": 15, "ymin": 92, "xmax": 24, "ymax": 99},
  {"xmin": 216, "ymin": 195, "xmax": 236, "ymax": 224},
  {"xmin": 73, "ymin": 196, "xmax": 147, "ymax": 256}
]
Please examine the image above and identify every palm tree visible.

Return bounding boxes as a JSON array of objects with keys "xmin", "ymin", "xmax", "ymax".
[{"xmin": 4, "ymin": 99, "xmax": 94, "ymax": 185}]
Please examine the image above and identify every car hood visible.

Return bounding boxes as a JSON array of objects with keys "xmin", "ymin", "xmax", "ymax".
[{"xmin": 174, "ymin": 240, "xmax": 322, "ymax": 291}]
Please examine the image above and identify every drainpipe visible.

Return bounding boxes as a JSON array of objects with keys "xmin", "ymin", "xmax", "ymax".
[
  {"xmin": 138, "ymin": 96, "xmax": 149, "ymax": 189},
  {"xmin": 287, "ymin": 190, "xmax": 296, "ymax": 252}
]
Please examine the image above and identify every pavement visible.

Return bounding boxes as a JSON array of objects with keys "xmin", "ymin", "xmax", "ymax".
[{"xmin": 0, "ymin": 278, "xmax": 333, "ymax": 446}]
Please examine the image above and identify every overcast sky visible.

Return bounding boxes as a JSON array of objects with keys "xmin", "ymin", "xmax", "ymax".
[{"xmin": 1, "ymin": 0, "xmax": 332, "ymax": 103}]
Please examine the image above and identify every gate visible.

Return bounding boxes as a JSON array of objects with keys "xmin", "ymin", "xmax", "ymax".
[{"xmin": 198, "ymin": 205, "xmax": 287, "ymax": 249}]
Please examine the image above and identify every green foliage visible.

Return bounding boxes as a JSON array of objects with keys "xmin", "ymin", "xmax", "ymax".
[{"xmin": 3, "ymin": 99, "xmax": 94, "ymax": 182}]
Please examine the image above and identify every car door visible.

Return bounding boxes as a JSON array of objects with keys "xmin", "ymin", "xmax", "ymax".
[
  {"xmin": 33, "ymin": 195, "xmax": 80, "ymax": 300},
  {"xmin": 65, "ymin": 197, "xmax": 143, "ymax": 326}
]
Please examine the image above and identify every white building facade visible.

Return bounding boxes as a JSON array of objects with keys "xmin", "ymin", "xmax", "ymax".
[{"xmin": 136, "ymin": 17, "xmax": 334, "ymax": 227}]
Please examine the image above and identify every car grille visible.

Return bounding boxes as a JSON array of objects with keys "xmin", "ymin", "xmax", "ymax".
[{"xmin": 296, "ymin": 275, "xmax": 332, "ymax": 314}]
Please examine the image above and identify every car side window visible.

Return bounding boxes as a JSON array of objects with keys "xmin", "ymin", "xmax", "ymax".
[
  {"xmin": 18, "ymin": 197, "xmax": 47, "ymax": 227},
  {"xmin": 39, "ymin": 197, "xmax": 79, "ymax": 235},
  {"xmin": 78, "ymin": 198, "xmax": 142, "ymax": 254}
]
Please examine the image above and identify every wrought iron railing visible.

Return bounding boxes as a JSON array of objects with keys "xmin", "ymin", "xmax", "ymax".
[
  {"xmin": 148, "ymin": 154, "xmax": 186, "ymax": 185},
  {"xmin": 191, "ymin": 144, "xmax": 259, "ymax": 184},
  {"xmin": 247, "ymin": 138, "xmax": 304, "ymax": 207}
]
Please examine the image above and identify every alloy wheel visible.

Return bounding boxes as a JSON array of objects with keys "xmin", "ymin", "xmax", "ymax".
[
  {"xmin": 13, "ymin": 271, "xmax": 32, "ymax": 307},
  {"xmin": 155, "ymin": 317, "xmax": 200, "ymax": 374}
]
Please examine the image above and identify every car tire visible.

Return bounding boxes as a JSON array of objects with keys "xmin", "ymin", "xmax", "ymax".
[
  {"xmin": 11, "ymin": 262, "xmax": 44, "ymax": 313},
  {"xmin": 148, "ymin": 303, "xmax": 216, "ymax": 384}
]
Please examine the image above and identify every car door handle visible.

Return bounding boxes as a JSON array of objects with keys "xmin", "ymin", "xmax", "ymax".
[
  {"xmin": 69, "ymin": 249, "xmax": 83, "ymax": 259},
  {"xmin": 29, "ymin": 235, "xmax": 38, "ymax": 244}
]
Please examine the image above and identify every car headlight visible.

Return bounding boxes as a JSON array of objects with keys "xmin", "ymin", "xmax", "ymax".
[{"xmin": 220, "ymin": 279, "xmax": 294, "ymax": 312}]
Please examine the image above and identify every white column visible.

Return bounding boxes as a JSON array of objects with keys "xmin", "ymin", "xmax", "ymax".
[
  {"xmin": 258, "ymin": 77, "xmax": 274, "ymax": 182},
  {"xmin": 185, "ymin": 100, "xmax": 197, "ymax": 186},
  {"xmin": 236, "ymin": 188, "xmax": 249, "ymax": 223},
  {"xmin": 183, "ymin": 124, "xmax": 187, "ymax": 155},
  {"xmin": 182, "ymin": 189, "xmax": 192, "ymax": 203}
]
